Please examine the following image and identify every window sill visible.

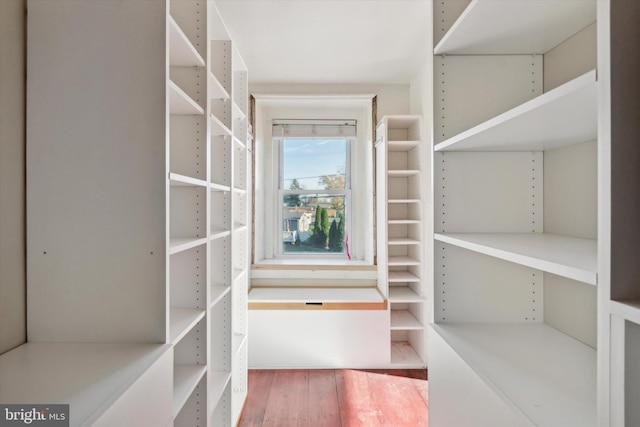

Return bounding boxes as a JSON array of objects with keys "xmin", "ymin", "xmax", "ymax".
[
  {"xmin": 250, "ymin": 259, "xmax": 378, "ymax": 285},
  {"xmin": 252, "ymin": 258, "xmax": 375, "ymax": 270}
]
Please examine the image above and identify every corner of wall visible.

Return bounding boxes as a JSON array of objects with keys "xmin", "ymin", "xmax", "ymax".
[{"xmin": 0, "ymin": 0, "xmax": 27, "ymax": 355}]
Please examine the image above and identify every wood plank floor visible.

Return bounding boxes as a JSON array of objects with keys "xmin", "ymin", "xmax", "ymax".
[{"xmin": 238, "ymin": 369, "xmax": 428, "ymax": 427}]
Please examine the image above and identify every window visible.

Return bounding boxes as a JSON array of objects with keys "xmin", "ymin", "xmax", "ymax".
[
  {"xmin": 278, "ymin": 137, "xmax": 351, "ymax": 255},
  {"xmin": 273, "ymin": 119, "xmax": 357, "ymax": 256},
  {"xmin": 252, "ymin": 96, "xmax": 375, "ymax": 265}
]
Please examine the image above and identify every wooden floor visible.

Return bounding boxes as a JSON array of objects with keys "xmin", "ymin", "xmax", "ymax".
[{"xmin": 238, "ymin": 369, "xmax": 428, "ymax": 427}]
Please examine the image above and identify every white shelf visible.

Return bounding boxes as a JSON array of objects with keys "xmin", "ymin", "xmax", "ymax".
[
  {"xmin": 390, "ymin": 310, "xmax": 423, "ymax": 330},
  {"xmin": 210, "ymin": 229, "xmax": 231, "ymax": 241},
  {"xmin": 233, "ymin": 333, "xmax": 248, "ymax": 359},
  {"xmin": 210, "ymin": 182, "xmax": 231, "ymax": 192},
  {"xmin": 385, "ymin": 115, "xmax": 422, "ymax": 129},
  {"xmin": 389, "ymin": 286, "xmax": 424, "ymax": 302},
  {"xmin": 169, "ymin": 173, "xmax": 208, "ymax": 187},
  {"xmin": 234, "ymin": 224, "xmax": 248, "ymax": 233},
  {"xmin": 388, "ymin": 271, "xmax": 420, "ymax": 282},
  {"xmin": 210, "ymin": 284, "xmax": 231, "ymax": 308},
  {"xmin": 610, "ymin": 300, "xmax": 640, "ymax": 326},
  {"xmin": 388, "ymin": 238, "xmax": 420, "ymax": 246},
  {"xmin": 233, "ymin": 187, "xmax": 247, "ymax": 195},
  {"xmin": 211, "ymin": 113, "xmax": 232, "ymax": 136},
  {"xmin": 388, "ymin": 170, "xmax": 420, "ymax": 177},
  {"xmin": 435, "ymin": 71, "xmax": 597, "ymax": 152},
  {"xmin": 173, "ymin": 364, "xmax": 207, "ymax": 417},
  {"xmin": 169, "ymin": 237, "xmax": 207, "ymax": 255},
  {"xmin": 388, "ymin": 140, "xmax": 420, "ymax": 151},
  {"xmin": 388, "ymin": 219, "xmax": 420, "ymax": 224},
  {"xmin": 233, "ymin": 102, "xmax": 245, "ymax": 120},
  {"xmin": 209, "ymin": 370, "xmax": 232, "ymax": 406},
  {"xmin": 388, "ymin": 256, "xmax": 420, "ymax": 266},
  {"xmin": 233, "ymin": 136, "xmax": 247, "ymax": 150},
  {"xmin": 390, "ymin": 341, "xmax": 423, "ymax": 366},
  {"xmin": 434, "ymin": 0, "xmax": 596, "ymax": 55},
  {"xmin": 0, "ymin": 343, "xmax": 169, "ymax": 426},
  {"xmin": 209, "ymin": 71, "xmax": 230, "ymax": 100},
  {"xmin": 435, "ymin": 232, "xmax": 597, "ymax": 285},
  {"xmin": 233, "ymin": 269, "xmax": 247, "ymax": 282},
  {"xmin": 431, "ymin": 323, "xmax": 596, "ymax": 427},
  {"xmin": 388, "ymin": 198, "xmax": 420, "ymax": 204},
  {"xmin": 169, "ymin": 80, "xmax": 204, "ymax": 116},
  {"xmin": 170, "ymin": 308, "xmax": 206, "ymax": 344},
  {"xmin": 169, "ymin": 17, "xmax": 205, "ymax": 67}
]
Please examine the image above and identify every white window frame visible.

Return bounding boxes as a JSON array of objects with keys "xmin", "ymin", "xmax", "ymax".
[
  {"xmin": 275, "ymin": 136, "xmax": 354, "ymax": 258},
  {"xmin": 251, "ymin": 94, "xmax": 376, "ymax": 266}
]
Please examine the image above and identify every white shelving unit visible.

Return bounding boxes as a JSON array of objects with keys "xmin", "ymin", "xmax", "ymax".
[
  {"xmin": 376, "ymin": 116, "xmax": 426, "ymax": 368},
  {"xmin": 429, "ymin": 1, "xmax": 599, "ymax": 426},
  {"xmin": 228, "ymin": 41, "xmax": 251, "ymax": 425},
  {"xmin": 207, "ymin": 25, "xmax": 235, "ymax": 425},
  {"xmin": 12, "ymin": 1, "xmax": 250, "ymax": 426},
  {"xmin": 169, "ymin": 3, "xmax": 209, "ymax": 424}
]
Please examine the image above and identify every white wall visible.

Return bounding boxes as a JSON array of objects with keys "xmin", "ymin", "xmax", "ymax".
[
  {"xmin": 0, "ymin": 0, "xmax": 26, "ymax": 355},
  {"xmin": 250, "ymin": 83, "xmax": 411, "ymax": 118}
]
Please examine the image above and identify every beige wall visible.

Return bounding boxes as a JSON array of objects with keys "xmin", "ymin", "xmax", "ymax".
[
  {"xmin": 541, "ymin": 21, "xmax": 598, "ymax": 349},
  {"xmin": 0, "ymin": 0, "xmax": 26, "ymax": 354},
  {"xmin": 544, "ymin": 22, "xmax": 597, "ymax": 92}
]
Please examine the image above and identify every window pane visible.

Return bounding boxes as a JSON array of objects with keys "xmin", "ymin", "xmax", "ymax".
[
  {"xmin": 282, "ymin": 194, "xmax": 346, "ymax": 254},
  {"xmin": 282, "ymin": 139, "xmax": 348, "ymax": 191}
]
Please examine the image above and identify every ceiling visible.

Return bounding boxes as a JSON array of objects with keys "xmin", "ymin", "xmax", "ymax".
[{"xmin": 215, "ymin": 0, "xmax": 431, "ymax": 85}]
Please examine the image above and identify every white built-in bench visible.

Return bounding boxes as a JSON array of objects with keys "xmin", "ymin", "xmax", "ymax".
[{"xmin": 248, "ymin": 262, "xmax": 391, "ymax": 368}]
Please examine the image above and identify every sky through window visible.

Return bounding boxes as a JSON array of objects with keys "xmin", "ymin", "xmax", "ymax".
[{"xmin": 282, "ymin": 139, "xmax": 347, "ymax": 190}]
